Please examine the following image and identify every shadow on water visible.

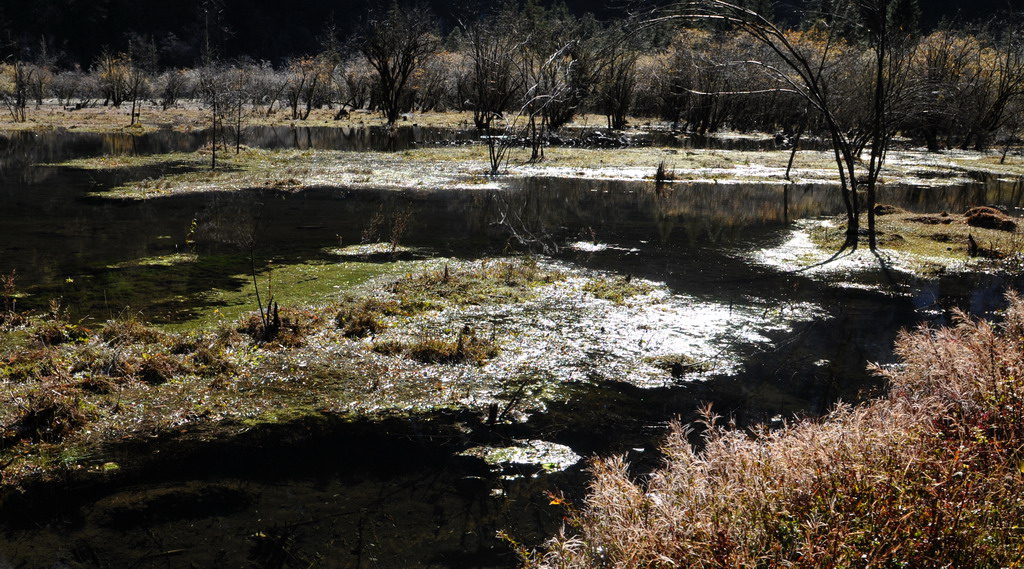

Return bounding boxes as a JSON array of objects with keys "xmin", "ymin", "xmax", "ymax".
[{"xmin": 3, "ymin": 130, "xmax": 1024, "ymax": 568}]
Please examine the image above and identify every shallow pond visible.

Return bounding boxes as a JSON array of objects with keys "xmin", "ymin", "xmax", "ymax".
[{"xmin": 1, "ymin": 127, "xmax": 1023, "ymax": 568}]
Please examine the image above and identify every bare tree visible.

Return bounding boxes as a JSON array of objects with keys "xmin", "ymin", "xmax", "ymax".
[
  {"xmin": 682, "ymin": 0, "xmax": 919, "ymax": 250},
  {"xmin": 966, "ymin": 22, "xmax": 1024, "ymax": 151},
  {"xmin": 907, "ymin": 29, "xmax": 981, "ymax": 151},
  {"xmin": 0, "ymin": 60, "xmax": 32, "ymax": 122},
  {"xmin": 196, "ymin": 62, "xmax": 226, "ymax": 169},
  {"xmin": 595, "ymin": 25, "xmax": 641, "ymax": 130},
  {"xmin": 283, "ymin": 55, "xmax": 331, "ymax": 120},
  {"xmin": 125, "ymin": 38, "xmax": 157, "ymax": 126},
  {"xmin": 359, "ymin": 3, "xmax": 440, "ymax": 126},
  {"xmin": 154, "ymin": 69, "xmax": 190, "ymax": 110},
  {"xmin": 248, "ymin": 62, "xmax": 288, "ymax": 117},
  {"xmin": 52, "ymin": 69, "xmax": 87, "ymax": 108},
  {"xmin": 338, "ymin": 54, "xmax": 376, "ymax": 111},
  {"xmin": 461, "ymin": 5, "xmax": 525, "ymax": 131},
  {"xmin": 224, "ymin": 64, "xmax": 253, "ymax": 153},
  {"xmin": 27, "ymin": 38, "xmax": 55, "ymax": 107},
  {"xmin": 95, "ymin": 49, "xmax": 130, "ymax": 107}
]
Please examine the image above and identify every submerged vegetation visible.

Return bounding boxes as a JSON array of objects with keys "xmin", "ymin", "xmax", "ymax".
[{"xmin": 534, "ymin": 294, "xmax": 1024, "ymax": 569}]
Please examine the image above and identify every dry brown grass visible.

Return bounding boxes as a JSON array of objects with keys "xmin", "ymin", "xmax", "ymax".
[{"xmin": 535, "ymin": 296, "xmax": 1024, "ymax": 569}]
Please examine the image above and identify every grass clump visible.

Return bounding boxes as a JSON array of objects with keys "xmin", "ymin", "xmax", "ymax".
[
  {"xmin": 535, "ymin": 295, "xmax": 1024, "ymax": 569},
  {"xmin": 32, "ymin": 301, "xmax": 90, "ymax": 346},
  {"xmin": 335, "ymin": 297, "xmax": 402, "ymax": 338},
  {"xmin": 2, "ymin": 390, "xmax": 88, "ymax": 445},
  {"xmin": 964, "ymin": 206, "xmax": 1017, "ymax": 232},
  {"xmin": 372, "ymin": 330, "xmax": 499, "ymax": 366},
  {"xmin": 583, "ymin": 276, "xmax": 654, "ymax": 304},
  {"xmin": 643, "ymin": 354, "xmax": 710, "ymax": 377},
  {"xmin": 100, "ymin": 314, "xmax": 166, "ymax": 346},
  {"xmin": 134, "ymin": 353, "xmax": 187, "ymax": 385},
  {"xmin": 406, "ymin": 333, "xmax": 499, "ymax": 365},
  {"xmin": 236, "ymin": 305, "xmax": 320, "ymax": 348}
]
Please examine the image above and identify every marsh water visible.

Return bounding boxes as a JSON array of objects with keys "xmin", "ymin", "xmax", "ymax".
[{"xmin": 1, "ymin": 126, "xmax": 1023, "ymax": 568}]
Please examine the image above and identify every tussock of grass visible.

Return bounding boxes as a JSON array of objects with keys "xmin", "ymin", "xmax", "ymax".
[
  {"xmin": 335, "ymin": 297, "xmax": 402, "ymax": 338},
  {"xmin": 2, "ymin": 390, "xmax": 88, "ymax": 445},
  {"xmin": 643, "ymin": 354, "xmax": 711, "ymax": 376},
  {"xmin": 535, "ymin": 295, "xmax": 1024, "ymax": 568},
  {"xmin": 583, "ymin": 276, "xmax": 654, "ymax": 304},
  {"xmin": 100, "ymin": 314, "xmax": 166, "ymax": 346},
  {"xmin": 411, "ymin": 331, "xmax": 499, "ymax": 365},
  {"xmin": 236, "ymin": 306, "xmax": 320, "ymax": 348},
  {"xmin": 32, "ymin": 303, "xmax": 91, "ymax": 346}
]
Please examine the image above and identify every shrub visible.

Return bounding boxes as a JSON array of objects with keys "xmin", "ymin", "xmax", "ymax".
[{"xmin": 535, "ymin": 294, "xmax": 1024, "ymax": 569}]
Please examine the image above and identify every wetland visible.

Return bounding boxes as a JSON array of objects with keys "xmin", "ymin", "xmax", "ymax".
[{"xmin": 2, "ymin": 122, "xmax": 1024, "ymax": 568}]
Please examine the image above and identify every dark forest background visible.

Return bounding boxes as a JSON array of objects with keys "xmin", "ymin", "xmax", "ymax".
[{"xmin": 0, "ymin": 0, "xmax": 1015, "ymax": 69}]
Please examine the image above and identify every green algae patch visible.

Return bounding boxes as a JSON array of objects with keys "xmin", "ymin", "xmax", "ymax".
[
  {"xmin": 22, "ymin": 251, "xmax": 407, "ymax": 331},
  {"xmin": 106, "ymin": 253, "xmax": 199, "ymax": 269},
  {"xmin": 164, "ymin": 258, "xmax": 410, "ymax": 332}
]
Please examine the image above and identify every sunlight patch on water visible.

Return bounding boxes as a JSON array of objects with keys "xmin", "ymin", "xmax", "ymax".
[
  {"xmin": 461, "ymin": 439, "xmax": 582, "ymax": 475},
  {"xmin": 568, "ymin": 241, "xmax": 608, "ymax": 252},
  {"xmin": 567, "ymin": 241, "xmax": 641, "ymax": 253}
]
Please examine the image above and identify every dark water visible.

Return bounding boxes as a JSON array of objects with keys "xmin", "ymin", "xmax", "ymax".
[{"xmin": 2, "ymin": 128, "xmax": 1023, "ymax": 568}]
